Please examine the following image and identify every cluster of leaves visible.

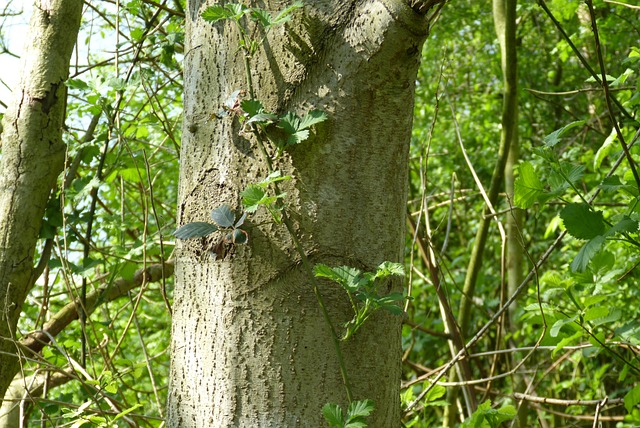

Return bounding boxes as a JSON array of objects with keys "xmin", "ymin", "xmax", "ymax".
[
  {"xmin": 322, "ymin": 400, "xmax": 375, "ymax": 428},
  {"xmin": 314, "ymin": 262, "xmax": 406, "ymax": 341},
  {"xmin": 460, "ymin": 401, "xmax": 516, "ymax": 428},
  {"xmin": 241, "ymin": 97, "xmax": 327, "ymax": 154},
  {"xmin": 174, "ymin": 205, "xmax": 248, "ymax": 259},
  {"xmin": 216, "ymin": 90, "xmax": 327, "ymax": 154},
  {"xmin": 201, "ymin": 2, "xmax": 303, "ymax": 56}
]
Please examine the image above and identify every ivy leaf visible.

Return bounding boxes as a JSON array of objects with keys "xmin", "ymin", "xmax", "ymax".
[
  {"xmin": 544, "ymin": 120, "xmax": 585, "ymax": 147},
  {"xmin": 514, "ymin": 161, "xmax": 546, "ymax": 209},
  {"xmin": 560, "ymin": 203, "xmax": 605, "ymax": 240},
  {"xmin": 211, "ymin": 205, "xmax": 236, "ymax": 228},
  {"xmin": 298, "ymin": 109, "xmax": 327, "ymax": 130},
  {"xmin": 322, "ymin": 403, "xmax": 343, "ymax": 427},
  {"xmin": 570, "ymin": 235, "xmax": 605, "ymax": 273},
  {"xmin": 174, "ymin": 222, "xmax": 218, "ymax": 239}
]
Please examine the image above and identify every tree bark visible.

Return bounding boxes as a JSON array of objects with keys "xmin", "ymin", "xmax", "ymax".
[
  {"xmin": 0, "ymin": 0, "xmax": 82, "ymax": 402},
  {"xmin": 167, "ymin": 0, "xmax": 437, "ymax": 426}
]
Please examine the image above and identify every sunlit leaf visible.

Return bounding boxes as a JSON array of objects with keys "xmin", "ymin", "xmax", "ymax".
[
  {"xmin": 514, "ymin": 161, "xmax": 546, "ymax": 208},
  {"xmin": 298, "ymin": 109, "xmax": 327, "ymax": 130}
]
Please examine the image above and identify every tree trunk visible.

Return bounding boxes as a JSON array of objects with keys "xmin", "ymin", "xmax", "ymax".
[
  {"xmin": 0, "ymin": 0, "xmax": 82, "ymax": 402},
  {"xmin": 167, "ymin": 0, "xmax": 438, "ymax": 426}
]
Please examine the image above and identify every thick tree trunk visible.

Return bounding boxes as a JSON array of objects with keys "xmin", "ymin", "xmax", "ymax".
[
  {"xmin": 0, "ymin": 0, "xmax": 82, "ymax": 402},
  {"xmin": 167, "ymin": 0, "xmax": 435, "ymax": 426}
]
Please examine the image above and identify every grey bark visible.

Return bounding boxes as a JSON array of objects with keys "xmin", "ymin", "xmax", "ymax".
[
  {"xmin": 167, "ymin": 0, "xmax": 436, "ymax": 426},
  {"xmin": 0, "ymin": 0, "xmax": 82, "ymax": 403}
]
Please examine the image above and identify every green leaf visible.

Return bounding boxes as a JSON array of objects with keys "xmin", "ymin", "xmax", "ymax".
[
  {"xmin": 314, "ymin": 264, "xmax": 365, "ymax": 292},
  {"xmin": 560, "ymin": 203, "xmax": 605, "ymax": 240},
  {"xmin": 174, "ymin": 222, "xmax": 218, "ymax": 239},
  {"xmin": 272, "ymin": 1, "xmax": 304, "ymax": 26},
  {"xmin": 605, "ymin": 216, "xmax": 638, "ymax": 236},
  {"xmin": 344, "ymin": 399, "xmax": 375, "ymax": 427},
  {"xmin": 202, "ymin": 4, "xmax": 249, "ymax": 22},
  {"xmin": 211, "ymin": 205, "xmax": 236, "ymax": 228},
  {"xmin": 544, "ymin": 120, "xmax": 586, "ymax": 147},
  {"xmin": 594, "ymin": 129, "xmax": 617, "ymax": 170},
  {"xmin": 570, "ymin": 236, "xmax": 605, "ymax": 273},
  {"xmin": 250, "ymin": 8, "xmax": 272, "ymax": 28},
  {"xmin": 584, "ymin": 306, "xmax": 609, "ymax": 322},
  {"xmin": 625, "ymin": 384, "xmax": 640, "ymax": 413},
  {"xmin": 235, "ymin": 211, "xmax": 248, "ymax": 228},
  {"xmin": 257, "ymin": 170, "xmax": 292, "ymax": 187},
  {"xmin": 375, "ymin": 261, "xmax": 405, "ymax": 279},
  {"xmin": 247, "ymin": 112, "xmax": 278, "ymax": 125},
  {"xmin": 232, "ymin": 228, "xmax": 248, "ymax": 244},
  {"xmin": 241, "ymin": 185, "xmax": 279, "ymax": 213},
  {"xmin": 298, "ymin": 109, "xmax": 327, "ymax": 130},
  {"xmin": 514, "ymin": 162, "xmax": 546, "ymax": 209},
  {"xmin": 241, "ymin": 99, "xmax": 264, "ymax": 116},
  {"xmin": 424, "ymin": 384, "xmax": 447, "ymax": 403},
  {"xmin": 322, "ymin": 403, "xmax": 343, "ymax": 427},
  {"xmin": 589, "ymin": 308, "xmax": 621, "ymax": 326},
  {"xmin": 550, "ymin": 315, "xmax": 577, "ymax": 338}
]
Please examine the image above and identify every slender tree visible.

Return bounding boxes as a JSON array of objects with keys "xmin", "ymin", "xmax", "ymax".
[
  {"xmin": 167, "ymin": 0, "xmax": 444, "ymax": 425},
  {"xmin": 0, "ymin": 0, "xmax": 82, "ymax": 400}
]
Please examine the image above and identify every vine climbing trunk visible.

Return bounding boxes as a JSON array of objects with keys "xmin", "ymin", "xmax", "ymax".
[
  {"xmin": 167, "ymin": 0, "xmax": 443, "ymax": 426},
  {"xmin": 0, "ymin": 0, "xmax": 82, "ymax": 405}
]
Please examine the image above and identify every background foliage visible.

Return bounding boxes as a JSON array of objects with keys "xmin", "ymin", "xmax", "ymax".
[{"xmin": 0, "ymin": 0, "xmax": 639, "ymax": 426}]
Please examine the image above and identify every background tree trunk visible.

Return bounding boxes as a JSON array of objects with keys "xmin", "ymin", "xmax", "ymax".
[
  {"xmin": 0, "ymin": 0, "xmax": 82, "ymax": 402},
  {"xmin": 167, "ymin": 0, "xmax": 436, "ymax": 426}
]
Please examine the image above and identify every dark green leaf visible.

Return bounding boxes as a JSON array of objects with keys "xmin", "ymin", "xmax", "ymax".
[
  {"xmin": 235, "ymin": 211, "xmax": 247, "ymax": 228},
  {"xmin": 211, "ymin": 205, "xmax": 236, "ymax": 228},
  {"xmin": 174, "ymin": 222, "xmax": 218, "ymax": 239},
  {"xmin": 560, "ymin": 203, "xmax": 605, "ymax": 240},
  {"xmin": 232, "ymin": 228, "xmax": 248, "ymax": 244},
  {"xmin": 570, "ymin": 235, "xmax": 605, "ymax": 273},
  {"xmin": 605, "ymin": 216, "xmax": 638, "ymax": 236}
]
